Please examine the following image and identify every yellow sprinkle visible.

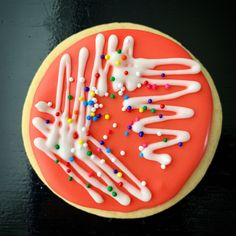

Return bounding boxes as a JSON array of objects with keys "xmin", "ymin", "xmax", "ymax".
[
  {"xmin": 105, "ymin": 54, "xmax": 110, "ymax": 60},
  {"xmin": 79, "ymin": 96, "xmax": 84, "ymax": 101},
  {"xmin": 117, "ymin": 172, "xmax": 122, "ymax": 178},
  {"xmin": 78, "ymin": 139, "xmax": 84, "ymax": 145},
  {"xmin": 115, "ymin": 60, "xmax": 121, "ymax": 66},
  {"xmin": 90, "ymin": 91, "xmax": 95, "ymax": 97},
  {"xmin": 67, "ymin": 118, "xmax": 73, "ymax": 124},
  {"xmin": 90, "ymin": 112, "xmax": 95, "ymax": 117},
  {"xmin": 139, "ymin": 108, "xmax": 144, "ymax": 113},
  {"xmin": 104, "ymin": 114, "xmax": 110, "ymax": 120}
]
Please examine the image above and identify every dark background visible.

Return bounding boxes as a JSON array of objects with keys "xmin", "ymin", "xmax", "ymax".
[{"xmin": 0, "ymin": 0, "xmax": 235, "ymax": 235}]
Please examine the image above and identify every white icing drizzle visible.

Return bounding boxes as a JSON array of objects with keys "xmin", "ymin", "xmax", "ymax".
[{"xmin": 33, "ymin": 33, "xmax": 201, "ymax": 205}]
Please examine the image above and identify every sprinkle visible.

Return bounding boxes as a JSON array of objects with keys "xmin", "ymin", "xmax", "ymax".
[
  {"xmin": 161, "ymin": 73, "xmax": 166, "ymax": 78},
  {"xmin": 143, "ymin": 81, "xmax": 148, "ymax": 85},
  {"xmin": 159, "ymin": 114, "xmax": 163, "ymax": 118},
  {"xmin": 139, "ymin": 107, "xmax": 144, "ymax": 113},
  {"xmin": 94, "ymin": 104, "xmax": 99, "ymax": 108},
  {"xmin": 67, "ymin": 169, "xmax": 71, "ymax": 174},
  {"xmin": 70, "ymin": 148, "xmax": 75, "ymax": 153},
  {"xmin": 47, "ymin": 102, "xmax": 52, "ymax": 107},
  {"xmin": 115, "ymin": 60, "xmax": 121, "ymax": 66},
  {"xmin": 55, "ymin": 159, "xmax": 59, "ymax": 163},
  {"xmin": 105, "ymin": 54, "xmax": 110, "ymax": 60},
  {"xmin": 117, "ymin": 48, "xmax": 121, "ymax": 53},
  {"xmin": 66, "ymin": 162, "xmax": 70, "ymax": 167},
  {"xmin": 104, "ymin": 114, "xmax": 110, "ymax": 120},
  {"xmin": 67, "ymin": 118, "xmax": 73, "ymax": 124},
  {"xmin": 139, "ymin": 152, "xmax": 144, "ymax": 157},
  {"xmin": 100, "ymin": 54, "xmax": 105, "ymax": 59},
  {"xmin": 117, "ymin": 172, "xmax": 122, "ymax": 178},
  {"xmin": 141, "ymin": 181, "xmax": 146, "ymax": 186},
  {"xmin": 100, "ymin": 159, "xmax": 105, "ymax": 164},
  {"xmin": 120, "ymin": 150, "xmax": 125, "ymax": 156},
  {"xmin": 124, "ymin": 95, "xmax": 129, "ymax": 100},
  {"xmin": 86, "ymin": 183, "xmax": 91, "ymax": 188},
  {"xmin": 163, "ymin": 137, "xmax": 168, "ymax": 142},
  {"xmin": 142, "ymin": 143, "xmax": 148, "ymax": 148},
  {"xmin": 73, "ymin": 132, "xmax": 78, "ymax": 139},
  {"xmin": 88, "ymin": 172, "xmax": 93, "ymax": 177},
  {"xmin": 110, "ymin": 93, "xmax": 115, "ymax": 99},
  {"xmin": 45, "ymin": 119, "xmax": 50, "ymax": 124},
  {"xmin": 91, "ymin": 107, "xmax": 96, "ymax": 112},
  {"xmin": 110, "ymin": 76, "xmax": 115, "ymax": 81},
  {"xmin": 68, "ymin": 95, "xmax": 73, "ymax": 100},
  {"xmin": 113, "ymin": 169, "xmax": 118, "ymax": 174},
  {"xmin": 148, "ymin": 99, "xmax": 153, "ymax": 104},
  {"xmin": 104, "ymin": 92, "xmax": 109, "ymax": 97},
  {"xmin": 106, "ymin": 148, "xmax": 111, "ymax": 153},
  {"xmin": 112, "ymin": 123, "xmax": 118, "ymax": 128},
  {"xmin": 118, "ymin": 182, "xmax": 123, "ymax": 187},
  {"xmin": 68, "ymin": 77, "xmax": 74, "ymax": 82},
  {"xmin": 103, "ymin": 135, "xmax": 108, "ymax": 140},
  {"xmin": 107, "ymin": 186, "xmax": 113, "ymax": 192},
  {"xmin": 178, "ymin": 142, "xmax": 183, "ymax": 147},
  {"xmin": 165, "ymin": 83, "xmax": 170, "ymax": 89},
  {"xmin": 81, "ymin": 127, "xmax": 86, "ymax": 132},
  {"xmin": 127, "ymin": 125, "xmax": 132, "ymax": 130},
  {"xmin": 97, "ymin": 172, "xmax": 102, "ymax": 177},
  {"xmin": 138, "ymin": 146, "xmax": 144, "ymax": 151},
  {"xmin": 90, "ymin": 112, "xmax": 95, "ymax": 117},
  {"xmin": 147, "ymin": 84, "xmax": 152, "ymax": 89},
  {"xmin": 157, "ymin": 131, "xmax": 162, "ymax": 136},
  {"xmin": 90, "ymin": 154, "xmax": 95, "ymax": 159},
  {"xmin": 99, "ymin": 140, "xmax": 104, "ymax": 145},
  {"xmin": 86, "ymin": 115, "xmax": 91, "ymax": 120},
  {"xmin": 143, "ymin": 105, "xmax": 147, "ymax": 111},
  {"xmin": 161, "ymin": 164, "xmax": 166, "ymax": 169},
  {"xmin": 68, "ymin": 176, "xmax": 73, "ymax": 181},
  {"xmin": 90, "ymin": 91, "xmax": 95, "ymax": 97},
  {"xmin": 152, "ymin": 84, "xmax": 157, "ymax": 90},
  {"xmin": 97, "ymin": 148, "xmax": 101, "ymax": 152},
  {"xmin": 118, "ymin": 91, "xmax": 123, "ymax": 96},
  {"xmin": 55, "ymin": 111, "xmax": 60, "ymax": 116},
  {"xmin": 69, "ymin": 157, "xmax": 74, "ymax": 162},
  {"xmin": 96, "ymin": 113, "xmax": 102, "ymax": 118},
  {"xmin": 88, "ymin": 100, "xmax": 94, "ymax": 106},
  {"xmin": 121, "ymin": 107, "xmax": 126, "ymax": 111},
  {"xmin": 84, "ymin": 86, "xmax": 90, "ymax": 92},
  {"xmin": 136, "ymin": 71, "xmax": 141, "ymax": 77},
  {"xmin": 151, "ymin": 108, "xmax": 156, "ymax": 113},
  {"xmin": 55, "ymin": 144, "xmax": 60, "ymax": 150},
  {"xmin": 124, "ymin": 131, "xmax": 129, "ymax": 136},
  {"xmin": 112, "ymin": 192, "xmax": 117, "ymax": 197},
  {"xmin": 139, "ymin": 131, "xmax": 144, "ymax": 137},
  {"xmin": 127, "ymin": 105, "xmax": 132, "ymax": 111},
  {"xmin": 107, "ymin": 129, "xmax": 112, "ymax": 134},
  {"xmin": 95, "ymin": 73, "xmax": 100, "ymax": 79},
  {"xmin": 83, "ymin": 101, "xmax": 88, "ymax": 106},
  {"xmin": 111, "ymin": 157, "xmax": 116, "ymax": 163},
  {"xmin": 137, "ymin": 83, "xmax": 142, "ymax": 88},
  {"xmin": 78, "ymin": 139, "xmax": 84, "ymax": 145},
  {"xmin": 160, "ymin": 104, "xmax": 165, "ymax": 109},
  {"xmin": 99, "ymin": 104, "xmax": 103, "ymax": 108},
  {"xmin": 87, "ymin": 150, "xmax": 92, "ymax": 156},
  {"xmin": 124, "ymin": 70, "xmax": 128, "ymax": 75}
]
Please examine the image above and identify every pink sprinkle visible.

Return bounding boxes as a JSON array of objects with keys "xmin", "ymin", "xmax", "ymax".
[
  {"xmin": 152, "ymin": 84, "xmax": 157, "ymax": 90},
  {"xmin": 134, "ymin": 117, "xmax": 140, "ymax": 122},
  {"xmin": 88, "ymin": 172, "xmax": 93, "ymax": 177},
  {"xmin": 97, "ymin": 148, "xmax": 101, "ymax": 152},
  {"xmin": 142, "ymin": 143, "xmax": 148, "ymax": 148},
  {"xmin": 147, "ymin": 84, "xmax": 152, "ymax": 89},
  {"xmin": 165, "ymin": 83, "xmax": 170, "ymax": 89}
]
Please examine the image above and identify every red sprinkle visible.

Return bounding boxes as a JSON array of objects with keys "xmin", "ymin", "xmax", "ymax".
[
  {"xmin": 121, "ymin": 55, "xmax": 127, "ymax": 60},
  {"xmin": 73, "ymin": 132, "xmax": 78, "ymax": 139},
  {"xmin": 55, "ymin": 111, "xmax": 60, "ymax": 116},
  {"xmin": 160, "ymin": 104, "xmax": 165, "ymax": 109},
  {"xmin": 67, "ymin": 169, "xmax": 71, "ymax": 173},
  {"xmin": 124, "ymin": 70, "xmax": 129, "ymax": 75},
  {"xmin": 147, "ymin": 84, "xmax": 152, "ymax": 89},
  {"xmin": 152, "ymin": 84, "xmax": 157, "ymax": 90},
  {"xmin": 142, "ymin": 143, "xmax": 148, "ymax": 148},
  {"xmin": 88, "ymin": 172, "xmax": 93, "ymax": 177},
  {"xmin": 66, "ymin": 162, "xmax": 70, "ymax": 167},
  {"xmin": 143, "ymin": 80, "xmax": 148, "ymax": 85},
  {"xmin": 97, "ymin": 148, "xmax": 101, "ymax": 152},
  {"xmin": 95, "ymin": 73, "xmax": 100, "ymax": 78},
  {"xmin": 107, "ymin": 129, "xmax": 112, "ymax": 135},
  {"xmin": 118, "ymin": 182, "xmax": 123, "ymax": 187}
]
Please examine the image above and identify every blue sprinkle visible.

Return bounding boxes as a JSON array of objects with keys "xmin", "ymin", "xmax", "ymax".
[
  {"xmin": 124, "ymin": 131, "xmax": 129, "ymax": 136},
  {"xmin": 148, "ymin": 99, "xmax": 152, "ymax": 104},
  {"xmin": 100, "ymin": 140, "xmax": 104, "ymax": 145},
  {"xmin": 178, "ymin": 142, "xmax": 183, "ymax": 147},
  {"xmin": 69, "ymin": 157, "xmax": 74, "ymax": 162},
  {"xmin": 161, "ymin": 73, "xmax": 166, "ymax": 78},
  {"xmin": 100, "ymin": 54, "xmax": 105, "ymax": 59},
  {"xmin": 86, "ymin": 115, "xmax": 91, "ymax": 120},
  {"xmin": 88, "ymin": 100, "xmax": 94, "ymax": 106},
  {"xmin": 124, "ymin": 95, "xmax": 129, "ymax": 100},
  {"xmin": 138, "ymin": 131, "xmax": 144, "ymax": 137},
  {"xmin": 159, "ymin": 114, "xmax": 163, "ymax": 118},
  {"xmin": 83, "ymin": 101, "xmax": 88, "ymax": 106},
  {"xmin": 84, "ymin": 87, "xmax": 90, "ymax": 92},
  {"xmin": 96, "ymin": 113, "xmax": 102, "ymax": 118},
  {"xmin": 45, "ymin": 119, "xmax": 50, "ymax": 124},
  {"xmin": 127, "ymin": 125, "xmax": 132, "ymax": 130},
  {"xmin": 93, "ymin": 116, "xmax": 98, "ymax": 121},
  {"xmin": 139, "ymin": 152, "xmax": 144, "ymax": 157},
  {"xmin": 113, "ymin": 169, "xmax": 118, "ymax": 174},
  {"xmin": 106, "ymin": 148, "xmax": 111, "ymax": 153},
  {"xmin": 127, "ymin": 105, "xmax": 132, "ymax": 111}
]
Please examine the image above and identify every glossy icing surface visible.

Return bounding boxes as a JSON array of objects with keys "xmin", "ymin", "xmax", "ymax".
[{"xmin": 29, "ymin": 29, "xmax": 213, "ymax": 212}]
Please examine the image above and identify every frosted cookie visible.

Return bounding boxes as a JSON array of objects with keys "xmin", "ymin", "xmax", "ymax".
[{"xmin": 22, "ymin": 23, "xmax": 222, "ymax": 218}]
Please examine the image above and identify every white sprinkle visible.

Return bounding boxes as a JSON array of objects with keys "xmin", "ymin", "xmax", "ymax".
[
  {"xmin": 69, "ymin": 77, "xmax": 74, "ymax": 82},
  {"xmin": 161, "ymin": 164, "xmax": 166, "ymax": 170},
  {"xmin": 157, "ymin": 131, "xmax": 162, "ymax": 136},
  {"xmin": 136, "ymin": 71, "xmax": 141, "ymax": 77},
  {"xmin": 117, "ymin": 83, "xmax": 123, "ymax": 89},
  {"xmin": 81, "ymin": 127, "xmax": 86, "ymax": 132},
  {"xmin": 103, "ymin": 135, "xmax": 108, "ymax": 140},
  {"xmin": 141, "ymin": 181, "xmax": 146, "ymax": 186},
  {"xmin": 104, "ymin": 92, "xmax": 109, "ymax": 97},
  {"xmin": 99, "ymin": 104, "xmax": 103, "ymax": 108},
  {"xmin": 118, "ymin": 91, "xmax": 123, "ymax": 96},
  {"xmin": 111, "ymin": 157, "xmax": 116, "ymax": 163},
  {"xmin": 95, "ymin": 89, "xmax": 99, "ymax": 94},
  {"xmin": 120, "ymin": 150, "xmax": 125, "ymax": 156},
  {"xmin": 79, "ymin": 77, "xmax": 85, "ymax": 83},
  {"xmin": 83, "ymin": 143, "xmax": 88, "ymax": 148},
  {"xmin": 91, "ymin": 107, "xmax": 96, "ymax": 112},
  {"xmin": 121, "ymin": 107, "xmax": 126, "ymax": 111},
  {"xmin": 91, "ymin": 86, "xmax": 96, "ymax": 91},
  {"xmin": 121, "ymin": 87, "xmax": 126, "ymax": 91},
  {"xmin": 112, "ymin": 123, "xmax": 118, "ymax": 128},
  {"xmin": 94, "ymin": 103, "xmax": 99, "ymax": 108},
  {"xmin": 138, "ymin": 146, "xmax": 144, "ymax": 151},
  {"xmin": 91, "ymin": 155, "xmax": 95, "ymax": 160},
  {"xmin": 137, "ymin": 83, "xmax": 142, "ymax": 88},
  {"xmin": 47, "ymin": 102, "xmax": 52, "ymax": 107},
  {"xmin": 97, "ymin": 171, "xmax": 102, "ymax": 177},
  {"xmin": 100, "ymin": 159, "xmax": 105, "ymax": 164},
  {"xmin": 70, "ymin": 148, "xmax": 75, "ymax": 153}
]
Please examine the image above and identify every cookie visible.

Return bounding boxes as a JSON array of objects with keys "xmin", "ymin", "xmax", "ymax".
[{"xmin": 22, "ymin": 23, "xmax": 222, "ymax": 218}]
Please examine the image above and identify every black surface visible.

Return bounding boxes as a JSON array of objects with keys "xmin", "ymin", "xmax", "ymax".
[{"xmin": 0, "ymin": 0, "xmax": 236, "ymax": 235}]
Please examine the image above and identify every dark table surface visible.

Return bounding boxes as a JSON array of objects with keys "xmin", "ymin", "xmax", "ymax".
[{"xmin": 0, "ymin": 0, "xmax": 235, "ymax": 235}]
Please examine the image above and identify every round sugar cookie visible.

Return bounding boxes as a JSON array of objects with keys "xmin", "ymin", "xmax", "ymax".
[{"xmin": 22, "ymin": 23, "xmax": 222, "ymax": 218}]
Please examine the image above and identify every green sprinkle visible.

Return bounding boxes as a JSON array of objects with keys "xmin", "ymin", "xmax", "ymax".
[
  {"xmin": 163, "ymin": 138, "xmax": 168, "ymax": 142},
  {"xmin": 55, "ymin": 144, "xmax": 60, "ymax": 150},
  {"xmin": 87, "ymin": 150, "xmax": 92, "ymax": 156},
  {"xmin": 112, "ymin": 191, "xmax": 117, "ymax": 197},
  {"xmin": 110, "ymin": 76, "xmax": 115, "ymax": 82},
  {"xmin": 143, "ymin": 105, "xmax": 147, "ymax": 111},
  {"xmin": 110, "ymin": 94, "xmax": 115, "ymax": 99},
  {"xmin": 117, "ymin": 48, "xmax": 121, "ymax": 54},
  {"xmin": 107, "ymin": 186, "xmax": 113, "ymax": 192},
  {"xmin": 55, "ymin": 159, "xmax": 59, "ymax": 163},
  {"xmin": 86, "ymin": 183, "xmax": 91, "ymax": 188},
  {"xmin": 151, "ymin": 108, "xmax": 156, "ymax": 113},
  {"xmin": 68, "ymin": 95, "xmax": 73, "ymax": 100},
  {"xmin": 68, "ymin": 176, "xmax": 73, "ymax": 181}
]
